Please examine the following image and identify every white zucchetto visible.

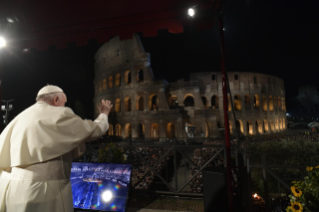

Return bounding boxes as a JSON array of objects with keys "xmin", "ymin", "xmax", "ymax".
[{"xmin": 37, "ymin": 85, "xmax": 63, "ymax": 97}]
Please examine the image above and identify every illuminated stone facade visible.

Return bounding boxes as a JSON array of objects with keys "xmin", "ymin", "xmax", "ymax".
[{"xmin": 94, "ymin": 35, "xmax": 287, "ymax": 141}]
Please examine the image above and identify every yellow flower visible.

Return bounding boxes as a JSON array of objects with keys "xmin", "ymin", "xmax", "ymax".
[
  {"xmin": 286, "ymin": 206, "xmax": 292, "ymax": 212},
  {"xmin": 315, "ymin": 165, "xmax": 319, "ymax": 169},
  {"xmin": 291, "ymin": 202, "xmax": 303, "ymax": 212},
  {"xmin": 306, "ymin": 166, "xmax": 314, "ymax": 171},
  {"xmin": 291, "ymin": 186, "xmax": 302, "ymax": 197}
]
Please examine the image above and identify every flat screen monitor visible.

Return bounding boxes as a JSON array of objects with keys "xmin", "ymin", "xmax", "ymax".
[{"xmin": 70, "ymin": 162, "xmax": 132, "ymax": 212}]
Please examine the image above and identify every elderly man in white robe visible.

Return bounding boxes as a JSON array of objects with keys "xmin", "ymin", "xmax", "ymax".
[{"xmin": 0, "ymin": 85, "xmax": 112, "ymax": 212}]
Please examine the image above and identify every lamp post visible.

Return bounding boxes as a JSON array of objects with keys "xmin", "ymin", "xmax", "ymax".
[
  {"xmin": 2, "ymin": 99, "xmax": 13, "ymax": 125},
  {"xmin": 187, "ymin": 4, "xmax": 234, "ymax": 212}
]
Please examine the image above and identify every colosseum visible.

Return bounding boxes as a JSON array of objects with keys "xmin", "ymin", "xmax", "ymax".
[{"xmin": 94, "ymin": 35, "xmax": 287, "ymax": 142}]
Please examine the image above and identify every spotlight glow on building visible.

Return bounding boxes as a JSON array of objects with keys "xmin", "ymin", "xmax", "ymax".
[
  {"xmin": 102, "ymin": 190, "xmax": 113, "ymax": 202},
  {"xmin": 0, "ymin": 37, "xmax": 6, "ymax": 48}
]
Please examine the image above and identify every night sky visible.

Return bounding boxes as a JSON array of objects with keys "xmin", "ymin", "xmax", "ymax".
[{"xmin": 0, "ymin": 0, "xmax": 318, "ymax": 122}]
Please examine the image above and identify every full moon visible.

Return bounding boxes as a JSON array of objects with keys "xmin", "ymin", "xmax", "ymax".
[{"xmin": 102, "ymin": 190, "xmax": 113, "ymax": 202}]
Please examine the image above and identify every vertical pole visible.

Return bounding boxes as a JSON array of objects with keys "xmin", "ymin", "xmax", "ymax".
[{"xmin": 218, "ymin": 11, "xmax": 234, "ymax": 212}]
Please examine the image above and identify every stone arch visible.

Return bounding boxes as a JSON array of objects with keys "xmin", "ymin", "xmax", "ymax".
[
  {"xmin": 247, "ymin": 121, "xmax": 253, "ymax": 135},
  {"xmin": 254, "ymin": 94, "xmax": 260, "ymax": 108},
  {"xmin": 137, "ymin": 69, "xmax": 144, "ymax": 83},
  {"xmin": 98, "ymin": 80, "xmax": 102, "ymax": 92},
  {"xmin": 136, "ymin": 96, "xmax": 144, "ymax": 111},
  {"xmin": 275, "ymin": 119, "xmax": 279, "ymax": 130},
  {"xmin": 201, "ymin": 96, "xmax": 208, "ymax": 108},
  {"xmin": 236, "ymin": 120, "xmax": 244, "ymax": 134},
  {"xmin": 124, "ymin": 70, "xmax": 131, "ymax": 84},
  {"xmin": 151, "ymin": 123, "xmax": 159, "ymax": 140},
  {"xmin": 234, "ymin": 95, "xmax": 241, "ymax": 111},
  {"xmin": 137, "ymin": 123, "xmax": 145, "ymax": 138},
  {"xmin": 211, "ymin": 95, "xmax": 219, "ymax": 109},
  {"xmin": 124, "ymin": 97, "xmax": 131, "ymax": 111},
  {"xmin": 279, "ymin": 119, "xmax": 283, "ymax": 130},
  {"xmin": 268, "ymin": 95, "xmax": 274, "ymax": 111},
  {"xmin": 115, "ymin": 124, "xmax": 122, "ymax": 136},
  {"xmin": 149, "ymin": 94, "xmax": 158, "ymax": 110},
  {"xmin": 281, "ymin": 97, "xmax": 284, "ymax": 111},
  {"xmin": 115, "ymin": 74, "xmax": 121, "ymax": 87},
  {"xmin": 278, "ymin": 97, "xmax": 282, "ymax": 110},
  {"xmin": 283, "ymin": 118, "xmax": 286, "ymax": 129},
  {"xmin": 183, "ymin": 94, "xmax": 195, "ymax": 107},
  {"xmin": 229, "ymin": 120, "xmax": 233, "ymax": 135},
  {"xmin": 108, "ymin": 76, "xmax": 113, "ymax": 88},
  {"xmin": 108, "ymin": 124, "xmax": 114, "ymax": 136},
  {"xmin": 262, "ymin": 96, "xmax": 267, "ymax": 111},
  {"xmin": 102, "ymin": 78, "xmax": 107, "ymax": 90},
  {"xmin": 124, "ymin": 123, "xmax": 132, "ymax": 138},
  {"xmin": 274, "ymin": 96, "xmax": 278, "ymax": 109},
  {"xmin": 270, "ymin": 120, "xmax": 275, "ymax": 132},
  {"xmin": 169, "ymin": 95, "xmax": 178, "ymax": 108},
  {"xmin": 245, "ymin": 95, "xmax": 250, "ymax": 108},
  {"xmin": 166, "ymin": 123, "xmax": 176, "ymax": 138},
  {"xmin": 228, "ymin": 95, "xmax": 231, "ymax": 111},
  {"xmin": 256, "ymin": 120, "xmax": 263, "ymax": 134},
  {"xmin": 202, "ymin": 122, "xmax": 210, "ymax": 137},
  {"xmin": 263, "ymin": 119, "xmax": 269, "ymax": 132},
  {"xmin": 115, "ymin": 98, "xmax": 121, "ymax": 112}
]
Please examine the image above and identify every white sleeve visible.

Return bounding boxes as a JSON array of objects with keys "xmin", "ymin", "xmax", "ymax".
[{"xmin": 94, "ymin": 113, "xmax": 109, "ymax": 134}]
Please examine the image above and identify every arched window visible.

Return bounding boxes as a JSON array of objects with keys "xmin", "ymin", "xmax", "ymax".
[
  {"xmin": 283, "ymin": 118, "xmax": 286, "ymax": 129},
  {"xmin": 234, "ymin": 95, "xmax": 241, "ymax": 111},
  {"xmin": 166, "ymin": 123, "xmax": 176, "ymax": 138},
  {"xmin": 124, "ymin": 97, "xmax": 131, "ymax": 111},
  {"xmin": 151, "ymin": 123, "xmax": 159, "ymax": 140},
  {"xmin": 115, "ymin": 98, "xmax": 121, "ymax": 112},
  {"xmin": 262, "ymin": 96, "xmax": 267, "ymax": 111},
  {"xmin": 137, "ymin": 124, "xmax": 145, "ymax": 138},
  {"xmin": 169, "ymin": 95, "xmax": 178, "ymax": 108},
  {"xmin": 115, "ymin": 74, "xmax": 121, "ymax": 87},
  {"xmin": 264, "ymin": 119, "xmax": 269, "ymax": 132},
  {"xmin": 99, "ymin": 80, "xmax": 102, "ymax": 92},
  {"xmin": 108, "ymin": 124, "xmax": 114, "ymax": 136},
  {"xmin": 201, "ymin": 96, "xmax": 208, "ymax": 108},
  {"xmin": 115, "ymin": 124, "xmax": 122, "ymax": 136},
  {"xmin": 228, "ymin": 95, "xmax": 231, "ymax": 111},
  {"xmin": 211, "ymin": 95, "xmax": 219, "ymax": 109},
  {"xmin": 149, "ymin": 94, "xmax": 158, "ymax": 110},
  {"xmin": 124, "ymin": 70, "xmax": 131, "ymax": 84},
  {"xmin": 270, "ymin": 120, "xmax": 275, "ymax": 132},
  {"xmin": 229, "ymin": 121, "xmax": 233, "ymax": 135},
  {"xmin": 268, "ymin": 96, "xmax": 274, "ymax": 111},
  {"xmin": 236, "ymin": 120, "xmax": 244, "ymax": 134},
  {"xmin": 256, "ymin": 120, "xmax": 262, "ymax": 134},
  {"xmin": 136, "ymin": 96, "xmax": 144, "ymax": 111},
  {"xmin": 247, "ymin": 121, "xmax": 253, "ymax": 135},
  {"xmin": 278, "ymin": 97, "xmax": 282, "ymax": 110},
  {"xmin": 275, "ymin": 119, "xmax": 279, "ymax": 130},
  {"xmin": 108, "ymin": 76, "xmax": 113, "ymax": 88},
  {"xmin": 281, "ymin": 97, "xmax": 284, "ymax": 111},
  {"xmin": 279, "ymin": 119, "xmax": 282, "ymax": 130},
  {"xmin": 245, "ymin": 95, "xmax": 250, "ymax": 108},
  {"xmin": 274, "ymin": 96, "xmax": 278, "ymax": 109},
  {"xmin": 124, "ymin": 123, "xmax": 132, "ymax": 138},
  {"xmin": 137, "ymin": 69, "xmax": 144, "ymax": 83},
  {"xmin": 184, "ymin": 96, "xmax": 195, "ymax": 107},
  {"xmin": 102, "ymin": 78, "xmax": 107, "ymax": 90},
  {"xmin": 254, "ymin": 94, "xmax": 260, "ymax": 108}
]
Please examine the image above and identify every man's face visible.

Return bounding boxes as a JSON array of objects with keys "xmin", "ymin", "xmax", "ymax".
[{"xmin": 55, "ymin": 93, "xmax": 67, "ymax": 107}]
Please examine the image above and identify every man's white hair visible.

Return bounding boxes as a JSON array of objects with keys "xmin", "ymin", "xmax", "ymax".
[{"xmin": 36, "ymin": 92, "xmax": 63, "ymax": 102}]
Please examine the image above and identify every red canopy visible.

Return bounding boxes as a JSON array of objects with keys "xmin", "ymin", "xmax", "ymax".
[{"xmin": 0, "ymin": 0, "xmax": 216, "ymax": 50}]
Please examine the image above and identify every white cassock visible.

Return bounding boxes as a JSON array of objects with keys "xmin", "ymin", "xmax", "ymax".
[{"xmin": 0, "ymin": 101, "xmax": 109, "ymax": 212}]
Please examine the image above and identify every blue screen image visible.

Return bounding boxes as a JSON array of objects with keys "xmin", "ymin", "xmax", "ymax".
[{"xmin": 70, "ymin": 162, "xmax": 132, "ymax": 212}]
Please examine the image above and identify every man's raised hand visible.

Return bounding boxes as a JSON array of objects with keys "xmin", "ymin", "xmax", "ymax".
[{"xmin": 97, "ymin": 100, "xmax": 113, "ymax": 116}]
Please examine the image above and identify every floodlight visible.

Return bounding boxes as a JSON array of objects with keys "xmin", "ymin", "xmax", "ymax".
[
  {"xmin": 102, "ymin": 190, "xmax": 113, "ymax": 202},
  {"xmin": 188, "ymin": 8, "xmax": 195, "ymax": 17},
  {"xmin": 1, "ymin": 105, "xmax": 5, "ymax": 111},
  {"xmin": 0, "ymin": 37, "xmax": 6, "ymax": 48}
]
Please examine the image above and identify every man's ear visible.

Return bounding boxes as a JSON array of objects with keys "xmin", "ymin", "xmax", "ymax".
[{"xmin": 53, "ymin": 95, "xmax": 59, "ymax": 106}]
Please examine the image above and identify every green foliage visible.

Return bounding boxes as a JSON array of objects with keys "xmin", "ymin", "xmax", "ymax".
[
  {"xmin": 286, "ymin": 166, "xmax": 319, "ymax": 212},
  {"xmin": 98, "ymin": 142, "xmax": 126, "ymax": 163}
]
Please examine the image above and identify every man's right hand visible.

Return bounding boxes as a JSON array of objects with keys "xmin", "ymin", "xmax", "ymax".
[{"xmin": 97, "ymin": 100, "xmax": 113, "ymax": 116}]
